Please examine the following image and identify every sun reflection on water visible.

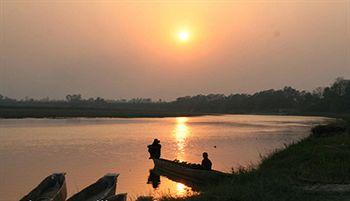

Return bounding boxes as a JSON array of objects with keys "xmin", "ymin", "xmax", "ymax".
[
  {"xmin": 176, "ymin": 183, "xmax": 186, "ymax": 196},
  {"xmin": 173, "ymin": 117, "xmax": 190, "ymax": 161}
]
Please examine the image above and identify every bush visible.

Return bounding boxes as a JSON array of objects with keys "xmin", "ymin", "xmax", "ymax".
[{"xmin": 311, "ymin": 123, "xmax": 346, "ymax": 137}]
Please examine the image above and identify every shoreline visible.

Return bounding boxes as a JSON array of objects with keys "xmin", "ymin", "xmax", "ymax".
[
  {"xmin": 0, "ymin": 106, "xmax": 209, "ymax": 119},
  {"xmin": 0, "ymin": 106, "xmax": 346, "ymax": 119}
]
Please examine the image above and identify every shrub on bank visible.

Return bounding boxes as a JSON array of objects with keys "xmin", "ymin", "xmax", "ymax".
[{"xmin": 311, "ymin": 123, "xmax": 346, "ymax": 137}]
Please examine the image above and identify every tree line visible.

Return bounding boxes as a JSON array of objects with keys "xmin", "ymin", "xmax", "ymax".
[{"xmin": 1, "ymin": 77, "xmax": 349, "ymax": 114}]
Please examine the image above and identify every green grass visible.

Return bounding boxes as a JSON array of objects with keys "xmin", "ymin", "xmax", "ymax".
[{"xmin": 147, "ymin": 118, "xmax": 350, "ymax": 201}]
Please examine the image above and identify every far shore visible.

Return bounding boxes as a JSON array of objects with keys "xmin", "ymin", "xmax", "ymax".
[
  {"xmin": 0, "ymin": 106, "xmax": 210, "ymax": 119},
  {"xmin": 1, "ymin": 106, "xmax": 347, "ymax": 119}
]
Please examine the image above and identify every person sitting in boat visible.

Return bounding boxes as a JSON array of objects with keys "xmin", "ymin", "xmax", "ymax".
[
  {"xmin": 147, "ymin": 139, "xmax": 161, "ymax": 159},
  {"xmin": 201, "ymin": 152, "xmax": 212, "ymax": 170}
]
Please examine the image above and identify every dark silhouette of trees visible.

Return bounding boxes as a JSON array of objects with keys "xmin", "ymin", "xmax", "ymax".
[
  {"xmin": 1, "ymin": 77, "xmax": 349, "ymax": 115},
  {"xmin": 321, "ymin": 78, "xmax": 350, "ymax": 112},
  {"xmin": 66, "ymin": 94, "xmax": 82, "ymax": 103},
  {"xmin": 170, "ymin": 78, "xmax": 350, "ymax": 114}
]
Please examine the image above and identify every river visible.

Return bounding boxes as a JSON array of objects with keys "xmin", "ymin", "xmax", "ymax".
[{"xmin": 0, "ymin": 115, "xmax": 330, "ymax": 200}]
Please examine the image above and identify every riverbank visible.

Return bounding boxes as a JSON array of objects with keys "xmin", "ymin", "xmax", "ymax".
[
  {"xmin": 0, "ymin": 106, "xmax": 210, "ymax": 118},
  {"xmin": 1, "ymin": 106, "xmax": 347, "ymax": 119},
  {"xmin": 141, "ymin": 118, "xmax": 350, "ymax": 201}
]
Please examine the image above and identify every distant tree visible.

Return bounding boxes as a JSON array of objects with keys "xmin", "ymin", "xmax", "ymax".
[
  {"xmin": 94, "ymin": 97, "xmax": 106, "ymax": 103},
  {"xmin": 344, "ymin": 80, "xmax": 350, "ymax": 111},
  {"xmin": 321, "ymin": 77, "xmax": 350, "ymax": 112},
  {"xmin": 312, "ymin": 87, "xmax": 324, "ymax": 98},
  {"xmin": 66, "ymin": 94, "xmax": 82, "ymax": 102}
]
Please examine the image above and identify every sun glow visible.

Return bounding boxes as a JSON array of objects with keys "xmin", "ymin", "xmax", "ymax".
[
  {"xmin": 176, "ymin": 183, "xmax": 186, "ymax": 196},
  {"xmin": 176, "ymin": 117, "xmax": 188, "ymax": 124},
  {"xmin": 178, "ymin": 31, "xmax": 190, "ymax": 42}
]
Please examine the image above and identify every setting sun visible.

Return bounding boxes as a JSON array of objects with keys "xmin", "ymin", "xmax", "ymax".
[{"xmin": 178, "ymin": 31, "xmax": 189, "ymax": 42}]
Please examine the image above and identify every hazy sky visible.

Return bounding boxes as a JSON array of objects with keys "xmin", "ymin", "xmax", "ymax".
[{"xmin": 1, "ymin": 1, "xmax": 349, "ymax": 100}]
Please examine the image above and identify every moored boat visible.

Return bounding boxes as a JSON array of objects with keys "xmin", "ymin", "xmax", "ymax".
[
  {"xmin": 20, "ymin": 173, "xmax": 67, "ymax": 201},
  {"xmin": 67, "ymin": 173, "xmax": 119, "ymax": 201},
  {"xmin": 106, "ymin": 193, "xmax": 127, "ymax": 201},
  {"xmin": 153, "ymin": 159, "xmax": 230, "ymax": 184}
]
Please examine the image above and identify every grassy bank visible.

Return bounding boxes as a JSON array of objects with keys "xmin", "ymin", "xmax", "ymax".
[{"xmin": 143, "ymin": 118, "xmax": 350, "ymax": 201}]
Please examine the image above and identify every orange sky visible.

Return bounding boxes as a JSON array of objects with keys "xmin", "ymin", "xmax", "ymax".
[{"xmin": 1, "ymin": 1, "xmax": 349, "ymax": 100}]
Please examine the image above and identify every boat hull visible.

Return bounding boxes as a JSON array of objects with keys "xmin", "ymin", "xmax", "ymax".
[
  {"xmin": 20, "ymin": 173, "xmax": 67, "ymax": 201},
  {"xmin": 67, "ymin": 173, "xmax": 118, "ymax": 201},
  {"xmin": 153, "ymin": 159, "xmax": 230, "ymax": 184},
  {"xmin": 106, "ymin": 193, "xmax": 127, "ymax": 201}
]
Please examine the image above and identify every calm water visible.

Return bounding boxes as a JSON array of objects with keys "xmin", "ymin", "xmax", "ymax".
[{"xmin": 0, "ymin": 115, "xmax": 330, "ymax": 200}]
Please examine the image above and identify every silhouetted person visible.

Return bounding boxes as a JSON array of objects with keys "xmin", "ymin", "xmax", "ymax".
[
  {"xmin": 201, "ymin": 152, "xmax": 212, "ymax": 170},
  {"xmin": 147, "ymin": 139, "xmax": 161, "ymax": 159},
  {"xmin": 147, "ymin": 169, "xmax": 160, "ymax": 189}
]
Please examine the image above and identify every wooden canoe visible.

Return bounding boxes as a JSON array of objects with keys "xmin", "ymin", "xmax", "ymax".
[
  {"xmin": 153, "ymin": 159, "xmax": 230, "ymax": 184},
  {"xmin": 106, "ymin": 193, "xmax": 127, "ymax": 201},
  {"xmin": 20, "ymin": 173, "xmax": 67, "ymax": 201},
  {"xmin": 67, "ymin": 173, "xmax": 119, "ymax": 201}
]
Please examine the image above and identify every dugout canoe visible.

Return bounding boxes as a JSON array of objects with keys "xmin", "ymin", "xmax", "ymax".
[
  {"xmin": 153, "ymin": 159, "xmax": 230, "ymax": 184},
  {"xmin": 67, "ymin": 173, "xmax": 118, "ymax": 201},
  {"xmin": 20, "ymin": 173, "xmax": 67, "ymax": 201},
  {"xmin": 106, "ymin": 193, "xmax": 127, "ymax": 201}
]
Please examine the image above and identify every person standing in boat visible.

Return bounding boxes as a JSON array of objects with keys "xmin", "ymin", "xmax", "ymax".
[
  {"xmin": 201, "ymin": 152, "xmax": 212, "ymax": 170},
  {"xmin": 147, "ymin": 139, "xmax": 161, "ymax": 159}
]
